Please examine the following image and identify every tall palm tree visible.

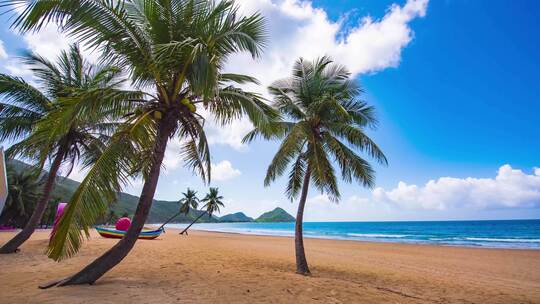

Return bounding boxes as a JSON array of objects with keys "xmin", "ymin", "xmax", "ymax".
[
  {"xmin": 0, "ymin": 45, "xmax": 136, "ymax": 253},
  {"xmin": 0, "ymin": 165, "xmax": 45, "ymax": 228},
  {"xmin": 244, "ymin": 57, "xmax": 387, "ymax": 275},
  {"xmin": 180, "ymin": 187, "xmax": 223, "ymax": 235},
  {"xmin": 158, "ymin": 188, "xmax": 199, "ymax": 230},
  {"xmin": 9, "ymin": 0, "xmax": 275, "ymax": 287}
]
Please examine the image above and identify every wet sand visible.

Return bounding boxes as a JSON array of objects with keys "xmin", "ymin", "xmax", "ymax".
[{"xmin": 0, "ymin": 229, "xmax": 539, "ymax": 303}]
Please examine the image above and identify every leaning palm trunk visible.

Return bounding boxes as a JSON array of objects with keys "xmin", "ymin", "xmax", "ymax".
[
  {"xmin": 41, "ymin": 116, "xmax": 175, "ymax": 288},
  {"xmin": 295, "ymin": 165, "xmax": 311, "ymax": 275},
  {"xmin": 180, "ymin": 211, "xmax": 207, "ymax": 235},
  {"xmin": 157, "ymin": 211, "xmax": 182, "ymax": 230},
  {"xmin": 0, "ymin": 151, "xmax": 64, "ymax": 254}
]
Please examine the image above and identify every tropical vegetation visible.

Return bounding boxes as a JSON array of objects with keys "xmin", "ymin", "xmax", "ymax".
[
  {"xmin": 5, "ymin": 0, "xmax": 276, "ymax": 287},
  {"xmin": 0, "ymin": 164, "xmax": 45, "ymax": 228},
  {"xmin": 243, "ymin": 57, "xmax": 387, "ymax": 275},
  {"xmin": 159, "ymin": 188, "xmax": 199, "ymax": 230},
  {"xmin": 0, "ymin": 45, "xmax": 136, "ymax": 253},
  {"xmin": 0, "ymin": 0, "xmax": 389, "ymax": 288},
  {"xmin": 180, "ymin": 187, "xmax": 224, "ymax": 235}
]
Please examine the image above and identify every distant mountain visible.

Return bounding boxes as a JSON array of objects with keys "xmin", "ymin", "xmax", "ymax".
[
  {"xmin": 219, "ymin": 212, "xmax": 254, "ymax": 222},
  {"xmin": 255, "ymin": 207, "xmax": 295, "ymax": 222},
  {"xmin": 5, "ymin": 159, "xmax": 295, "ymax": 224},
  {"xmin": 7, "ymin": 159, "xmax": 218, "ymax": 224}
]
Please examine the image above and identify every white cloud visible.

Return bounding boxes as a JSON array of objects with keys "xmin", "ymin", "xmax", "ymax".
[
  {"xmin": 229, "ymin": 0, "xmax": 428, "ymax": 94},
  {"xmin": 4, "ymin": 63, "xmax": 32, "ymax": 77},
  {"xmin": 216, "ymin": 0, "xmax": 428, "ymax": 148},
  {"xmin": 205, "ymin": 117, "xmax": 253, "ymax": 151},
  {"xmin": 0, "ymin": 40, "xmax": 7, "ymax": 59},
  {"xmin": 22, "ymin": 25, "xmax": 71, "ymax": 60},
  {"xmin": 373, "ymin": 165, "xmax": 540, "ymax": 210},
  {"xmin": 21, "ymin": 24, "xmax": 102, "ymax": 63},
  {"xmin": 162, "ymin": 138, "xmax": 184, "ymax": 170},
  {"xmin": 211, "ymin": 160, "xmax": 242, "ymax": 181}
]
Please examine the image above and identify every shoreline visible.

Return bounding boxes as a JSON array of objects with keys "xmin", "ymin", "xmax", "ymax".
[
  {"xmin": 161, "ymin": 221, "xmax": 540, "ymax": 250},
  {"xmin": 4, "ymin": 225, "xmax": 540, "ymax": 250},
  {"xmin": 187, "ymin": 227, "xmax": 540, "ymax": 251},
  {"xmin": 1, "ymin": 229, "xmax": 539, "ymax": 303}
]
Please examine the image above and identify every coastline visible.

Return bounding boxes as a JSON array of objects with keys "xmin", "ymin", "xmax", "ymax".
[
  {"xmin": 163, "ymin": 219, "xmax": 540, "ymax": 250},
  {"xmin": 1, "ymin": 228, "xmax": 539, "ymax": 303}
]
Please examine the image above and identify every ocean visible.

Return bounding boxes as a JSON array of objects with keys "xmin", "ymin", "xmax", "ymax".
[{"xmin": 166, "ymin": 219, "xmax": 540, "ymax": 249}]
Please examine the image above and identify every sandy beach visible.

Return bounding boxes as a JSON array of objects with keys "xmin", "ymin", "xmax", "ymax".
[{"xmin": 0, "ymin": 229, "xmax": 539, "ymax": 304}]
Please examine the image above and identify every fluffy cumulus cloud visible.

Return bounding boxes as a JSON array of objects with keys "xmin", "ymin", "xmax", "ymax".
[
  {"xmin": 22, "ymin": 25, "xmax": 71, "ymax": 60},
  {"xmin": 205, "ymin": 117, "xmax": 253, "ymax": 151},
  {"xmin": 211, "ymin": 160, "xmax": 242, "ymax": 181},
  {"xmin": 162, "ymin": 138, "xmax": 185, "ymax": 170},
  {"xmin": 373, "ymin": 165, "xmax": 540, "ymax": 210},
  {"xmin": 215, "ymin": 0, "xmax": 428, "ymax": 149},
  {"xmin": 230, "ymin": 0, "xmax": 428, "ymax": 91}
]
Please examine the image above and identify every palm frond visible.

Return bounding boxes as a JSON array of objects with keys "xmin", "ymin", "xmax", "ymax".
[
  {"xmin": 306, "ymin": 141, "xmax": 340, "ymax": 201},
  {"xmin": 264, "ymin": 122, "xmax": 309, "ymax": 186},
  {"xmin": 285, "ymin": 153, "xmax": 306, "ymax": 200},
  {"xmin": 0, "ymin": 74, "xmax": 50, "ymax": 141},
  {"xmin": 326, "ymin": 123, "xmax": 387, "ymax": 165},
  {"xmin": 47, "ymin": 128, "xmax": 142, "ymax": 261},
  {"xmin": 323, "ymin": 132, "xmax": 375, "ymax": 188}
]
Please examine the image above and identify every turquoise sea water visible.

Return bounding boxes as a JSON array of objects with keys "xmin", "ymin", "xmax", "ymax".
[{"xmin": 166, "ymin": 220, "xmax": 540, "ymax": 249}]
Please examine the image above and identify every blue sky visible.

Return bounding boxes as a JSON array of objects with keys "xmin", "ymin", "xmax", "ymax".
[{"xmin": 1, "ymin": 0, "xmax": 539, "ymax": 221}]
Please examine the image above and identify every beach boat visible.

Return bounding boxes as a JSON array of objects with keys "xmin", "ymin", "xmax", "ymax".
[{"xmin": 95, "ymin": 226, "xmax": 163, "ymax": 240}]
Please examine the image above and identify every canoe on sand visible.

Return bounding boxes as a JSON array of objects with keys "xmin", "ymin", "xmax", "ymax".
[{"xmin": 95, "ymin": 226, "xmax": 163, "ymax": 240}]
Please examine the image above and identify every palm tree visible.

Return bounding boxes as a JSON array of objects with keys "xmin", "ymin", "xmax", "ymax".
[
  {"xmin": 0, "ymin": 165, "xmax": 45, "ymax": 228},
  {"xmin": 244, "ymin": 57, "xmax": 387, "ymax": 275},
  {"xmin": 158, "ymin": 188, "xmax": 199, "ymax": 230},
  {"xmin": 0, "ymin": 45, "xmax": 136, "ymax": 253},
  {"xmin": 180, "ymin": 187, "xmax": 223, "ymax": 235},
  {"xmin": 9, "ymin": 0, "xmax": 275, "ymax": 287}
]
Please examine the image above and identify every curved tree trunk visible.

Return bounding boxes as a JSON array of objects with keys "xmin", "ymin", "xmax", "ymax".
[
  {"xmin": 0, "ymin": 151, "xmax": 64, "ymax": 254},
  {"xmin": 179, "ymin": 211, "xmax": 206, "ymax": 235},
  {"xmin": 158, "ymin": 211, "xmax": 182, "ymax": 231},
  {"xmin": 42, "ymin": 116, "xmax": 175, "ymax": 288},
  {"xmin": 295, "ymin": 165, "xmax": 311, "ymax": 275}
]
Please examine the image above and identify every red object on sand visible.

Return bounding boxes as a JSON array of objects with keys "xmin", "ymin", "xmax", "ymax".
[
  {"xmin": 54, "ymin": 203, "xmax": 67, "ymax": 225},
  {"xmin": 50, "ymin": 203, "xmax": 67, "ymax": 239},
  {"xmin": 115, "ymin": 217, "xmax": 131, "ymax": 231}
]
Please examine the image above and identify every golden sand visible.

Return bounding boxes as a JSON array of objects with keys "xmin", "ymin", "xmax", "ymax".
[{"xmin": 0, "ymin": 229, "xmax": 539, "ymax": 303}]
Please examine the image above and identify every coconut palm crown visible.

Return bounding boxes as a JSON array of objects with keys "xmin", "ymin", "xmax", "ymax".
[
  {"xmin": 0, "ymin": 45, "xmax": 137, "ymax": 254},
  {"xmin": 201, "ymin": 187, "xmax": 224, "ymax": 217},
  {"xmin": 245, "ymin": 56, "xmax": 387, "ymax": 200},
  {"xmin": 179, "ymin": 188, "xmax": 199, "ymax": 215}
]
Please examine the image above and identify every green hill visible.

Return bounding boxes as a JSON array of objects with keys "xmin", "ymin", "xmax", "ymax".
[
  {"xmin": 7, "ymin": 159, "xmax": 217, "ymax": 224},
  {"xmin": 255, "ymin": 207, "xmax": 295, "ymax": 222},
  {"xmin": 6, "ymin": 159, "xmax": 295, "ymax": 224},
  {"xmin": 219, "ymin": 212, "xmax": 253, "ymax": 222}
]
